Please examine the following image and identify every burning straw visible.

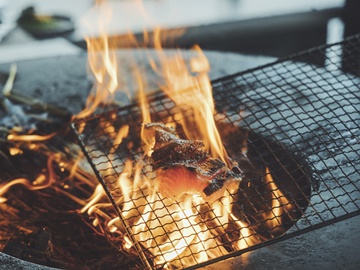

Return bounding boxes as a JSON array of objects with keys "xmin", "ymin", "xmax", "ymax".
[{"xmin": 0, "ymin": 65, "xmax": 142, "ymax": 269}]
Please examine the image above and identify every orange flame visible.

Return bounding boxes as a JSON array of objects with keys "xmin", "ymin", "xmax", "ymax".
[
  {"xmin": 0, "ymin": 155, "xmax": 56, "ymax": 202},
  {"xmin": 74, "ymin": 0, "xmax": 234, "ymax": 267},
  {"xmin": 149, "ymin": 31, "xmax": 229, "ymax": 163},
  {"xmin": 74, "ymin": 0, "xmax": 185, "ymax": 120},
  {"xmin": 263, "ymin": 167, "xmax": 296, "ymax": 233},
  {"xmin": 75, "ymin": 0, "xmax": 119, "ymax": 119},
  {"xmin": 7, "ymin": 133, "xmax": 56, "ymax": 142}
]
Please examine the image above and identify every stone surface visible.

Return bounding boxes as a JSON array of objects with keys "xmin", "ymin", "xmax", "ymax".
[
  {"xmin": 0, "ymin": 253, "xmax": 55, "ymax": 270},
  {"xmin": 0, "ymin": 50, "xmax": 274, "ymax": 114},
  {"xmin": 203, "ymin": 215, "xmax": 360, "ymax": 270}
]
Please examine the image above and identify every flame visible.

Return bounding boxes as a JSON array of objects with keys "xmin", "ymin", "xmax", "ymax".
[
  {"xmin": 75, "ymin": 0, "xmax": 119, "ymax": 119},
  {"xmin": 82, "ymin": 160, "xmax": 231, "ymax": 267},
  {"xmin": 7, "ymin": 133, "xmax": 56, "ymax": 142},
  {"xmin": 0, "ymin": 155, "xmax": 56, "ymax": 202},
  {"xmin": 80, "ymin": 164, "xmax": 297, "ymax": 268},
  {"xmin": 263, "ymin": 167, "xmax": 296, "ymax": 234},
  {"xmin": 148, "ymin": 29, "xmax": 229, "ymax": 163},
  {"xmin": 76, "ymin": 0, "xmax": 228, "ymax": 165},
  {"xmin": 74, "ymin": 0, "xmax": 186, "ymax": 120},
  {"xmin": 73, "ymin": 0, "xmax": 249, "ymax": 267}
]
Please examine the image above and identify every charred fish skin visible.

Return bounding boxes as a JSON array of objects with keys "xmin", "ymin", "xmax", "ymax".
[
  {"xmin": 144, "ymin": 123, "xmax": 242, "ymax": 201},
  {"xmin": 203, "ymin": 170, "xmax": 243, "ymax": 196},
  {"xmin": 151, "ymin": 139, "xmax": 207, "ymax": 170},
  {"xmin": 203, "ymin": 177, "xmax": 225, "ymax": 197}
]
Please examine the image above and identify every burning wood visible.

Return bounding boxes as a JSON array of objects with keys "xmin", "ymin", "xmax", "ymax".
[{"xmin": 143, "ymin": 122, "xmax": 242, "ymax": 202}]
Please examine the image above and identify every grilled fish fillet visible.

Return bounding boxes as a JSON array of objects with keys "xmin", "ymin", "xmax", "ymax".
[{"xmin": 143, "ymin": 123, "xmax": 242, "ymax": 202}]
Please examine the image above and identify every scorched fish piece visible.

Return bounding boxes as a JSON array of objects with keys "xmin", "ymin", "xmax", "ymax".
[{"xmin": 143, "ymin": 123, "xmax": 242, "ymax": 202}]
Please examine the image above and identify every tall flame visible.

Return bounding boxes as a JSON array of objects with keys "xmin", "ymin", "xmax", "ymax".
[
  {"xmin": 75, "ymin": 0, "xmax": 235, "ymax": 267},
  {"xmin": 76, "ymin": 0, "xmax": 228, "ymax": 164},
  {"xmin": 75, "ymin": 0, "xmax": 119, "ymax": 119},
  {"xmin": 264, "ymin": 167, "xmax": 296, "ymax": 234},
  {"xmin": 150, "ymin": 30, "xmax": 229, "ymax": 163}
]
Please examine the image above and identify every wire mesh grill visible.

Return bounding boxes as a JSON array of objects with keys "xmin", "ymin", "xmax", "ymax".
[{"xmin": 72, "ymin": 34, "xmax": 360, "ymax": 269}]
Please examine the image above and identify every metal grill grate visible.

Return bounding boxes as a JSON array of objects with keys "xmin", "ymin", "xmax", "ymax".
[{"xmin": 72, "ymin": 34, "xmax": 360, "ymax": 269}]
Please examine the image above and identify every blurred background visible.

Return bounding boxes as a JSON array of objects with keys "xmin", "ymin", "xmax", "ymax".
[{"xmin": 0, "ymin": 0, "xmax": 359, "ymax": 64}]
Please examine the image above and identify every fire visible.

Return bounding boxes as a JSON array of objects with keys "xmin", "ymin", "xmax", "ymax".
[
  {"xmin": 150, "ymin": 33, "xmax": 229, "ymax": 164},
  {"xmin": 264, "ymin": 167, "xmax": 296, "ymax": 234},
  {"xmin": 0, "ymin": 0, "xmax": 302, "ymax": 269},
  {"xmin": 75, "ymin": 0, "xmax": 239, "ymax": 261},
  {"xmin": 75, "ymin": 0, "xmax": 119, "ymax": 120},
  {"xmin": 76, "ymin": 0, "xmax": 228, "ymax": 166},
  {"xmin": 0, "ymin": 155, "xmax": 56, "ymax": 202},
  {"xmin": 7, "ymin": 133, "xmax": 56, "ymax": 142}
]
